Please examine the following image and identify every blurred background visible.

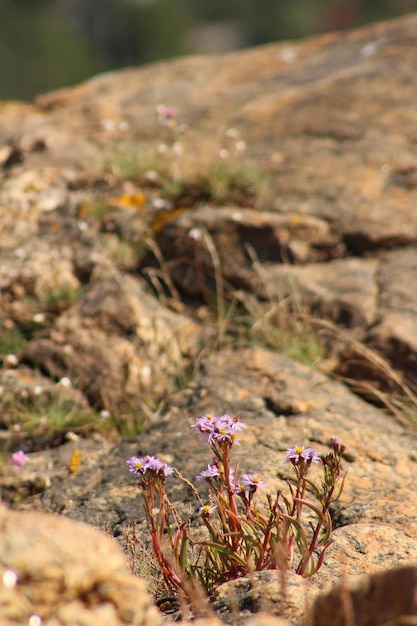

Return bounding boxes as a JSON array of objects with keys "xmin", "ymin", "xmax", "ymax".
[{"xmin": 1, "ymin": 0, "xmax": 416, "ymax": 102}]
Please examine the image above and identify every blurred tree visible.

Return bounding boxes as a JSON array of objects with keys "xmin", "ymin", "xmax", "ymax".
[
  {"xmin": 0, "ymin": 0, "xmax": 96, "ymax": 100},
  {"xmin": 0, "ymin": 0, "xmax": 415, "ymax": 101}
]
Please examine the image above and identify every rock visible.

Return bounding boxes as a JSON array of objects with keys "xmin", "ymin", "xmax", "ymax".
[
  {"xmin": 313, "ymin": 523, "xmax": 417, "ymax": 588},
  {"xmin": 0, "ymin": 503, "xmax": 162, "ymax": 626},
  {"xmin": 2, "ymin": 14, "xmax": 417, "ymax": 399},
  {"xmin": 253, "ymin": 257, "xmax": 379, "ymax": 327},
  {"xmin": 243, "ymin": 616, "xmax": 291, "ymax": 626},
  {"xmin": 24, "ymin": 348, "xmax": 417, "ymax": 590},
  {"xmin": 212, "ymin": 570, "xmax": 310, "ymax": 624},
  {"xmin": 153, "ymin": 206, "xmax": 342, "ymax": 295},
  {"xmin": 21, "ymin": 269, "xmax": 203, "ymax": 412},
  {"xmin": 310, "ymin": 565, "xmax": 417, "ymax": 626},
  {"xmin": 0, "ymin": 434, "xmax": 113, "ymax": 507}
]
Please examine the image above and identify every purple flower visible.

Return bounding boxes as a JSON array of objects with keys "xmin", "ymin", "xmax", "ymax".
[
  {"xmin": 192, "ymin": 413, "xmax": 218, "ymax": 444},
  {"xmin": 10, "ymin": 450, "xmax": 29, "ymax": 468},
  {"xmin": 197, "ymin": 460, "xmax": 235, "ymax": 484},
  {"xmin": 304, "ymin": 447, "xmax": 320, "ymax": 463},
  {"xmin": 192, "ymin": 413, "xmax": 246, "ymax": 446},
  {"xmin": 156, "ymin": 104, "xmax": 177, "ymax": 120},
  {"xmin": 330, "ymin": 436, "xmax": 345, "ymax": 454},
  {"xmin": 196, "ymin": 464, "xmax": 221, "ymax": 481},
  {"xmin": 236, "ymin": 473, "xmax": 265, "ymax": 493},
  {"xmin": 126, "ymin": 455, "xmax": 174, "ymax": 480},
  {"xmin": 127, "ymin": 455, "xmax": 151, "ymax": 475},
  {"xmin": 285, "ymin": 445, "xmax": 320, "ymax": 465}
]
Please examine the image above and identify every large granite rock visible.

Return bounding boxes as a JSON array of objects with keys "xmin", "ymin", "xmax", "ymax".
[{"xmin": 0, "ymin": 503, "xmax": 162, "ymax": 626}]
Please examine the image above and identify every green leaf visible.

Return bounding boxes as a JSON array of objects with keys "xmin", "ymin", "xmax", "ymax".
[
  {"xmin": 305, "ymin": 477, "xmax": 324, "ymax": 501},
  {"xmin": 293, "ymin": 497, "xmax": 325, "ymax": 521},
  {"xmin": 281, "ymin": 514, "xmax": 310, "ymax": 555},
  {"xmin": 203, "ymin": 541, "xmax": 248, "ymax": 569},
  {"xmin": 178, "ymin": 526, "xmax": 189, "ymax": 571}
]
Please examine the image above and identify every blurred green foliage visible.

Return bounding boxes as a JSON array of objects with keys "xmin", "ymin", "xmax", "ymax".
[{"xmin": 0, "ymin": 0, "xmax": 415, "ymax": 101}]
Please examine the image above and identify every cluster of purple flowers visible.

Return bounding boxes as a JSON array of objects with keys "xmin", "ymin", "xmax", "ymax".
[
  {"xmin": 126, "ymin": 414, "xmax": 346, "ymax": 588},
  {"xmin": 127, "ymin": 455, "xmax": 174, "ymax": 483},
  {"xmin": 127, "ymin": 416, "xmax": 327, "ymax": 519},
  {"xmin": 196, "ymin": 459, "xmax": 265, "ymax": 496},
  {"xmin": 192, "ymin": 413, "xmax": 246, "ymax": 446}
]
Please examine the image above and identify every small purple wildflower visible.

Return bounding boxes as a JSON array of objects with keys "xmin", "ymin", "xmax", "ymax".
[
  {"xmin": 192, "ymin": 413, "xmax": 246, "ymax": 446},
  {"xmin": 199, "ymin": 503, "xmax": 217, "ymax": 517},
  {"xmin": 236, "ymin": 473, "xmax": 265, "ymax": 493},
  {"xmin": 10, "ymin": 450, "xmax": 29, "ymax": 468},
  {"xmin": 191, "ymin": 413, "xmax": 217, "ymax": 444},
  {"xmin": 127, "ymin": 455, "xmax": 150, "ymax": 475},
  {"xmin": 126, "ymin": 455, "xmax": 174, "ymax": 480},
  {"xmin": 197, "ymin": 460, "xmax": 235, "ymax": 484},
  {"xmin": 156, "ymin": 104, "xmax": 178, "ymax": 128},
  {"xmin": 197, "ymin": 464, "xmax": 221, "ymax": 481},
  {"xmin": 330, "ymin": 436, "xmax": 346, "ymax": 454},
  {"xmin": 156, "ymin": 104, "xmax": 177, "ymax": 120},
  {"xmin": 304, "ymin": 448, "xmax": 321, "ymax": 463},
  {"xmin": 286, "ymin": 445, "xmax": 320, "ymax": 465}
]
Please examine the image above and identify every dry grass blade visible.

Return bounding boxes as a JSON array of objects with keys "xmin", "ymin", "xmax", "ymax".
[{"xmin": 314, "ymin": 318, "xmax": 417, "ymax": 430}]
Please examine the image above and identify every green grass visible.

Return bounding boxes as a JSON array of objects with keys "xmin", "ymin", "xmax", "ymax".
[
  {"xmin": 157, "ymin": 160, "xmax": 271, "ymax": 208},
  {"xmin": 196, "ymin": 296, "xmax": 324, "ymax": 369},
  {"xmin": 0, "ymin": 390, "xmax": 110, "ymax": 444},
  {"xmin": 244, "ymin": 303, "xmax": 324, "ymax": 367},
  {"xmin": 104, "ymin": 148, "xmax": 171, "ymax": 184},
  {"xmin": 104, "ymin": 146, "xmax": 271, "ymax": 209},
  {"xmin": 43, "ymin": 282, "xmax": 84, "ymax": 313},
  {"xmin": 0, "ymin": 327, "xmax": 28, "ymax": 358},
  {"xmin": 109, "ymin": 405, "xmax": 150, "ymax": 438}
]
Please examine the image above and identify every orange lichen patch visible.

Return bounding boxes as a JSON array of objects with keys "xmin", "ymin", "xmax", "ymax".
[
  {"xmin": 150, "ymin": 207, "xmax": 187, "ymax": 235},
  {"xmin": 109, "ymin": 191, "xmax": 146, "ymax": 210},
  {"xmin": 76, "ymin": 201, "xmax": 106, "ymax": 219},
  {"xmin": 10, "ymin": 371, "xmax": 38, "ymax": 386},
  {"xmin": 69, "ymin": 449, "xmax": 82, "ymax": 474}
]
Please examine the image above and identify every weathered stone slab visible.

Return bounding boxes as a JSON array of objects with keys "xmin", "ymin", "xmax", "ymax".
[
  {"xmin": 0, "ymin": 503, "xmax": 162, "ymax": 626},
  {"xmin": 21, "ymin": 270, "xmax": 203, "ymax": 411}
]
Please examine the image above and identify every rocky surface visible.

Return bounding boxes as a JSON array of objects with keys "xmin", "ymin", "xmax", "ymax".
[
  {"xmin": 1, "ymin": 12, "xmax": 417, "ymax": 626},
  {"xmin": 0, "ymin": 502, "xmax": 163, "ymax": 626}
]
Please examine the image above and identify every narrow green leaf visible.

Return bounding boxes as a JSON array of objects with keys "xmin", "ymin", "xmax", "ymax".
[
  {"xmin": 203, "ymin": 542, "xmax": 248, "ymax": 568},
  {"xmin": 294, "ymin": 497, "xmax": 325, "ymax": 522},
  {"xmin": 281, "ymin": 514, "xmax": 309, "ymax": 554}
]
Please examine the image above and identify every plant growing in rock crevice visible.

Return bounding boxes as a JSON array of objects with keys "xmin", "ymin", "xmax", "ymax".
[{"xmin": 126, "ymin": 413, "xmax": 346, "ymax": 602}]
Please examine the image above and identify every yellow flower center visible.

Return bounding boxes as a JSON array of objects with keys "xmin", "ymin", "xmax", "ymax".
[{"xmin": 295, "ymin": 446, "xmax": 304, "ymax": 455}]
